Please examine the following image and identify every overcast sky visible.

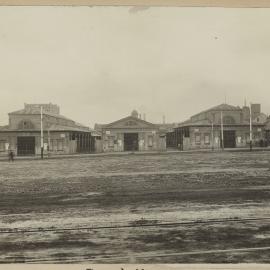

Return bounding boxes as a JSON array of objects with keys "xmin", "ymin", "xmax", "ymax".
[{"xmin": 0, "ymin": 6, "xmax": 270, "ymax": 127}]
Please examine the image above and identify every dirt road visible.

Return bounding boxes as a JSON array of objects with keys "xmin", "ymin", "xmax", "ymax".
[{"xmin": 0, "ymin": 151, "xmax": 269, "ymax": 263}]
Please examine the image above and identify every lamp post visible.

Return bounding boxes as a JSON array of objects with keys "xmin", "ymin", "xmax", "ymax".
[
  {"xmin": 220, "ymin": 111, "xmax": 224, "ymax": 150},
  {"xmin": 40, "ymin": 106, "xmax": 44, "ymax": 159},
  {"xmin": 250, "ymin": 103, "xmax": 253, "ymax": 151},
  {"xmin": 211, "ymin": 121, "xmax": 214, "ymax": 151},
  {"xmin": 47, "ymin": 125, "xmax": 51, "ymax": 157}
]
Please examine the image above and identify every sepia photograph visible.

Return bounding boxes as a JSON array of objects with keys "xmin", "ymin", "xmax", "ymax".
[{"xmin": 0, "ymin": 2, "xmax": 270, "ymax": 267}]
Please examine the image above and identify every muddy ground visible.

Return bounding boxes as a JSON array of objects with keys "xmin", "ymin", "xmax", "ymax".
[{"xmin": 0, "ymin": 151, "xmax": 270, "ymax": 263}]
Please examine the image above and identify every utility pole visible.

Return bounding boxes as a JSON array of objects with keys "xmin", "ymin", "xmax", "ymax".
[
  {"xmin": 211, "ymin": 121, "xmax": 214, "ymax": 151},
  {"xmin": 40, "ymin": 106, "xmax": 44, "ymax": 159},
  {"xmin": 47, "ymin": 128, "xmax": 50, "ymax": 155},
  {"xmin": 250, "ymin": 103, "xmax": 253, "ymax": 151},
  {"xmin": 221, "ymin": 111, "xmax": 224, "ymax": 150}
]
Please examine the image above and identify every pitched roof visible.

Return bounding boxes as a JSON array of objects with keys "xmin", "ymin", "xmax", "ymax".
[
  {"xmin": 157, "ymin": 123, "xmax": 178, "ymax": 132},
  {"xmin": 94, "ymin": 123, "xmax": 104, "ymax": 132},
  {"xmin": 9, "ymin": 108, "xmax": 74, "ymax": 122},
  {"xmin": 208, "ymin": 103, "xmax": 241, "ymax": 111},
  {"xmin": 178, "ymin": 119, "xmax": 211, "ymax": 127},
  {"xmin": 0, "ymin": 125, "xmax": 9, "ymax": 131},
  {"xmin": 176, "ymin": 103, "xmax": 243, "ymax": 127},
  {"xmin": 0, "ymin": 124, "xmax": 91, "ymax": 132},
  {"xmin": 47, "ymin": 124, "xmax": 90, "ymax": 132},
  {"xmin": 191, "ymin": 103, "xmax": 241, "ymax": 118},
  {"xmin": 104, "ymin": 115, "xmax": 157, "ymax": 128}
]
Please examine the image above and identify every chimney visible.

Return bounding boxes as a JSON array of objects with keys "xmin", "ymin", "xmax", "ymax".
[
  {"xmin": 163, "ymin": 115, "xmax": 166, "ymax": 124},
  {"xmin": 143, "ymin": 113, "xmax": 146, "ymax": 121}
]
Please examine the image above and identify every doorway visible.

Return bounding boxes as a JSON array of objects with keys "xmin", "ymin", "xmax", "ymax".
[
  {"xmin": 223, "ymin": 130, "xmax": 236, "ymax": 148},
  {"xmin": 17, "ymin": 136, "xmax": 35, "ymax": 155},
  {"xmin": 124, "ymin": 133, "xmax": 138, "ymax": 151}
]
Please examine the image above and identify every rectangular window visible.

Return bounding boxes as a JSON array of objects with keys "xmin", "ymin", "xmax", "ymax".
[
  {"xmin": 204, "ymin": 134, "xmax": 210, "ymax": 144},
  {"xmin": 184, "ymin": 128, "xmax": 190, "ymax": 138},
  {"xmin": 148, "ymin": 136, "xmax": 153, "ymax": 147},
  {"xmin": 108, "ymin": 136, "xmax": 114, "ymax": 147},
  {"xmin": 57, "ymin": 140, "xmax": 64, "ymax": 151},
  {"xmin": 0, "ymin": 141, "xmax": 5, "ymax": 152},
  {"xmin": 195, "ymin": 133, "xmax": 201, "ymax": 144},
  {"xmin": 51, "ymin": 139, "xmax": 64, "ymax": 151},
  {"xmin": 52, "ymin": 140, "xmax": 58, "ymax": 151}
]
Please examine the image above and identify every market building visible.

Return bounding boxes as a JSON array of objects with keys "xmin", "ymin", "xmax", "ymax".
[
  {"xmin": 166, "ymin": 103, "xmax": 268, "ymax": 150},
  {"xmin": 95, "ymin": 110, "xmax": 167, "ymax": 152},
  {"xmin": 0, "ymin": 103, "xmax": 95, "ymax": 156}
]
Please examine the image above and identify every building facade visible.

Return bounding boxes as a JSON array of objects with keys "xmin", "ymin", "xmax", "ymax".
[
  {"xmin": 0, "ymin": 103, "xmax": 95, "ymax": 156},
  {"xmin": 167, "ymin": 103, "xmax": 268, "ymax": 150},
  {"xmin": 96, "ymin": 110, "xmax": 166, "ymax": 152}
]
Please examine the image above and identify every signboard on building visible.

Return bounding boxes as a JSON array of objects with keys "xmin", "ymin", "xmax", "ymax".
[
  {"xmin": 43, "ymin": 143, "xmax": 48, "ymax": 151},
  {"xmin": 5, "ymin": 143, "xmax": 9, "ymax": 151},
  {"xmin": 60, "ymin": 133, "xmax": 65, "ymax": 138}
]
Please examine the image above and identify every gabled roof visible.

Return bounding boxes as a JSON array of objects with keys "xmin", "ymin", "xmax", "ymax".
[
  {"xmin": 176, "ymin": 103, "xmax": 243, "ymax": 127},
  {"xmin": 103, "ymin": 115, "xmax": 157, "ymax": 129},
  {"xmin": 0, "ymin": 125, "xmax": 9, "ymax": 131},
  {"xmin": 265, "ymin": 122, "xmax": 270, "ymax": 130},
  {"xmin": 177, "ymin": 115, "xmax": 265, "ymax": 128},
  {"xmin": 191, "ymin": 103, "xmax": 241, "ymax": 118},
  {"xmin": 178, "ymin": 119, "xmax": 211, "ymax": 127},
  {"xmin": 9, "ymin": 108, "xmax": 75, "ymax": 123},
  {"xmin": 48, "ymin": 124, "xmax": 90, "ymax": 132},
  {"xmin": 94, "ymin": 123, "xmax": 104, "ymax": 132},
  {"xmin": 0, "ymin": 124, "xmax": 91, "ymax": 133},
  {"xmin": 157, "ymin": 123, "xmax": 177, "ymax": 132},
  {"xmin": 208, "ymin": 103, "xmax": 241, "ymax": 111}
]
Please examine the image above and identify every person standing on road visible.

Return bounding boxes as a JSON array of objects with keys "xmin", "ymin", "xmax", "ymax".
[{"xmin": 8, "ymin": 149, "xmax": 14, "ymax": 162}]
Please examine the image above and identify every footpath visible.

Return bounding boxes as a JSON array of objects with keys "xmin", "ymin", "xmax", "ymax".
[{"xmin": 0, "ymin": 147, "xmax": 269, "ymax": 162}]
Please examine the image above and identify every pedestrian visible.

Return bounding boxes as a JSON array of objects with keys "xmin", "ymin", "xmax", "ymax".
[
  {"xmin": 8, "ymin": 150, "xmax": 14, "ymax": 162},
  {"xmin": 8, "ymin": 149, "xmax": 11, "ymax": 162},
  {"xmin": 10, "ymin": 150, "xmax": 14, "ymax": 161}
]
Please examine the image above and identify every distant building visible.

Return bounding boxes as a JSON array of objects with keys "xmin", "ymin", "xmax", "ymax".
[
  {"xmin": 95, "ymin": 110, "xmax": 167, "ymax": 152},
  {"xmin": 0, "ymin": 103, "xmax": 95, "ymax": 156},
  {"xmin": 167, "ymin": 103, "xmax": 267, "ymax": 150}
]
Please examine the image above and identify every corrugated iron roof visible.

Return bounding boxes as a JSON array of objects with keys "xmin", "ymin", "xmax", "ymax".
[
  {"xmin": 9, "ymin": 108, "xmax": 75, "ymax": 123},
  {"xmin": 191, "ymin": 103, "xmax": 241, "ymax": 118}
]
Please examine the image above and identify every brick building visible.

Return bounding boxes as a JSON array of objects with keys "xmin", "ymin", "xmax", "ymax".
[
  {"xmin": 167, "ymin": 103, "xmax": 268, "ymax": 150},
  {"xmin": 0, "ymin": 103, "xmax": 95, "ymax": 156},
  {"xmin": 95, "ymin": 110, "xmax": 167, "ymax": 152}
]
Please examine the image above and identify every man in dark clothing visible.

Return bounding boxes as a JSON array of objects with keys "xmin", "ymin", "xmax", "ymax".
[{"xmin": 8, "ymin": 150, "xmax": 14, "ymax": 162}]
